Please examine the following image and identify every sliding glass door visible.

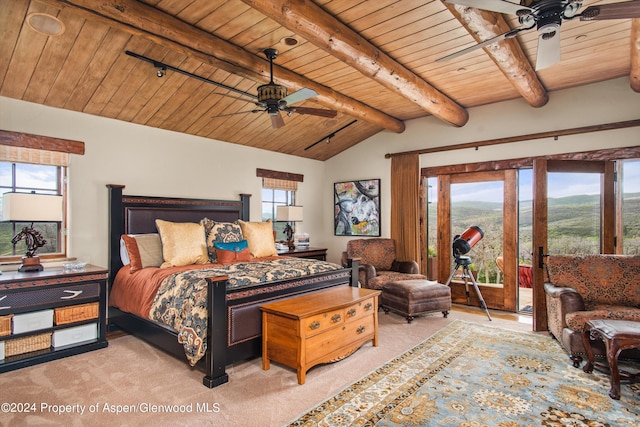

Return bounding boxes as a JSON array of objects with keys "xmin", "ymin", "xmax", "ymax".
[
  {"xmin": 532, "ymin": 159, "xmax": 615, "ymax": 331},
  {"xmin": 435, "ymin": 170, "xmax": 518, "ymax": 312}
]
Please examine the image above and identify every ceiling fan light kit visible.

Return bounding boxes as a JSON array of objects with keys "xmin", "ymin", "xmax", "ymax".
[{"xmin": 441, "ymin": 0, "xmax": 640, "ymax": 70}]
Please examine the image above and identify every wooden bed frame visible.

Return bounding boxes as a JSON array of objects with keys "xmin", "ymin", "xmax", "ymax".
[{"xmin": 106, "ymin": 184, "xmax": 358, "ymax": 387}]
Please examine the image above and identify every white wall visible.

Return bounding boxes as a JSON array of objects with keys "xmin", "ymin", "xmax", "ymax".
[
  {"xmin": 0, "ymin": 97, "xmax": 326, "ymax": 269},
  {"xmin": 1, "ymin": 77, "xmax": 638, "ymax": 269},
  {"xmin": 323, "ymin": 77, "xmax": 640, "ymax": 263}
]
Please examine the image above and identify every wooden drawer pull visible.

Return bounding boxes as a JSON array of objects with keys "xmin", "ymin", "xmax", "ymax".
[
  {"xmin": 331, "ymin": 314, "xmax": 341, "ymax": 323},
  {"xmin": 357, "ymin": 325, "xmax": 366, "ymax": 334},
  {"xmin": 346, "ymin": 308, "xmax": 356, "ymax": 318},
  {"xmin": 364, "ymin": 302, "xmax": 373, "ymax": 311},
  {"xmin": 309, "ymin": 321, "xmax": 320, "ymax": 330}
]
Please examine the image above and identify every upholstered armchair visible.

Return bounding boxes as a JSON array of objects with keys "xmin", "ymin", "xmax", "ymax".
[
  {"xmin": 341, "ymin": 238, "xmax": 425, "ymax": 290},
  {"xmin": 544, "ymin": 254, "xmax": 640, "ymax": 367}
]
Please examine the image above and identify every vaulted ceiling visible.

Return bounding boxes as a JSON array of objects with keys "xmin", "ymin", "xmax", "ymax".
[{"xmin": 1, "ymin": 0, "xmax": 638, "ymax": 160}]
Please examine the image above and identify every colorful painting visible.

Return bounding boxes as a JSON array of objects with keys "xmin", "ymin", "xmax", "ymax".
[{"xmin": 334, "ymin": 179, "xmax": 380, "ymax": 236}]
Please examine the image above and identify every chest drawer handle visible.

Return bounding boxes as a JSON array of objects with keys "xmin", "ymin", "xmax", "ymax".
[
  {"xmin": 309, "ymin": 321, "xmax": 320, "ymax": 330},
  {"xmin": 364, "ymin": 302, "xmax": 373, "ymax": 311},
  {"xmin": 331, "ymin": 314, "xmax": 342, "ymax": 323},
  {"xmin": 346, "ymin": 308, "xmax": 356, "ymax": 318},
  {"xmin": 356, "ymin": 325, "xmax": 366, "ymax": 334}
]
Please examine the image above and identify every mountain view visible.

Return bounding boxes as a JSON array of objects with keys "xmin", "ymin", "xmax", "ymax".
[{"xmin": 428, "ymin": 192, "xmax": 640, "ymax": 285}]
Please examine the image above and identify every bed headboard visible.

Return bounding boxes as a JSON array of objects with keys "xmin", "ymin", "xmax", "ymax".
[{"xmin": 107, "ymin": 184, "xmax": 251, "ymax": 284}]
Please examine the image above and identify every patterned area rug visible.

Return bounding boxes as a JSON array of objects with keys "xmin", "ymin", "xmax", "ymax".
[{"xmin": 288, "ymin": 320, "xmax": 639, "ymax": 426}]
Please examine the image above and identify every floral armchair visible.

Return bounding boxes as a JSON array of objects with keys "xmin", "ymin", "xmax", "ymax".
[
  {"xmin": 341, "ymin": 238, "xmax": 425, "ymax": 290},
  {"xmin": 544, "ymin": 254, "xmax": 640, "ymax": 366}
]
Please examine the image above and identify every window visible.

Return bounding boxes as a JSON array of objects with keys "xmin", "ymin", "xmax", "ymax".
[
  {"xmin": 257, "ymin": 169, "xmax": 302, "ymax": 242},
  {"xmin": 622, "ymin": 159, "xmax": 640, "ymax": 255},
  {"xmin": 262, "ymin": 187, "xmax": 296, "ymax": 241},
  {"xmin": 0, "ymin": 162, "xmax": 65, "ymax": 258}
]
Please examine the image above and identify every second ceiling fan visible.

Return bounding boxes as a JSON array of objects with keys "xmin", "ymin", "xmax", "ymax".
[{"xmin": 438, "ymin": 0, "xmax": 640, "ymax": 70}]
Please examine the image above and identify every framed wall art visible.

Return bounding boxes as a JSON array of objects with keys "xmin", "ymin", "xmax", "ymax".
[{"xmin": 334, "ymin": 179, "xmax": 380, "ymax": 236}]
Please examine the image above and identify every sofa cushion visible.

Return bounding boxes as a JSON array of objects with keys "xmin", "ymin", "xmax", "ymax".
[
  {"xmin": 546, "ymin": 255, "xmax": 640, "ymax": 308},
  {"xmin": 565, "ymin": 305, "xmax": 640, "ymax": 332}
]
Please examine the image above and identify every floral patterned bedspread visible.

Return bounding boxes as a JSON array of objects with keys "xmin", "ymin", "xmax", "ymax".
[{"xmin": 148, "ymin": 258, "xmax": 343, "ymax": 365}]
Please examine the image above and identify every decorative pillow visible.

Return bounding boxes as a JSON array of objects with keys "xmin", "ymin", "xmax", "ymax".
[
  {"xmin": 213, "ymin": 240, "xmax": 251, "ymax": 264},
  {"xmin": 238, "ymin": 219, "xmax": 277, "ymax": 258},
  {"xmin": 120, "ymin": 234, "xmax": 163, "ymax": 272},
  {"xmin": 201, "ymin": 218, "xmax": 244, "ymax": 263},
  {"xmin": 155, "ymin": 219, "xmax": 209, "ymax": 268}
]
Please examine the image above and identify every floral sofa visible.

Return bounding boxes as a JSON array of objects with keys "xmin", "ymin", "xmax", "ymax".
[{"xmin": 544, "ymin": 254, "xmax": 640, "ymax": 366}]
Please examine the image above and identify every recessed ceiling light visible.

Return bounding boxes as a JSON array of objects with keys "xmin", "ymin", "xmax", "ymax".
[
  {"xmin": 575, "ymin": 34, "xmax": 587, "ymax": 41},
  {"xmin": 26, "ymin": 13, "xmax": 65, "ymax": 37},
  {"xmin": 457, "ymin": 67, "xmax": 467, "ymax": 72},
  {"xmin": 282, "ymin": 37, "xmax": 298, "ymax": 46}
]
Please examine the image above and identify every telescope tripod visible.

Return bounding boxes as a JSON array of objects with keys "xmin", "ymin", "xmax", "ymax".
[{"xmin": 445, "ymin": 256, "xmax": 492, "ymax": 321}]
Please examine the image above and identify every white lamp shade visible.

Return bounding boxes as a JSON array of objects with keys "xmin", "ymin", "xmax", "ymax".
[
  {"xmin": 276, "ymin": 205, "xmax": 303, "ymax": 222},
  {"xmin": 2, "ymin": 192, "xmax": 63, "ymax": 222}
]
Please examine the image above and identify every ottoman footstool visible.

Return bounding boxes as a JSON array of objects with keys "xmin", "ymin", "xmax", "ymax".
[{"xmin": 381, "ymin": 279, "xmax": 451, "ymax": 323}]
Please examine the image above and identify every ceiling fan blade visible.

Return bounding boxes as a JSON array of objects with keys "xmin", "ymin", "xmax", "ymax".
[
  {"xmin": 444, "ymin": 0, "xmax": 532, "ymax": 15},
  {"xmin": 580, "ymin": 2, "xmax": 640, "ymax": 21},
  {"xmin": 271, "ymin": 112, "xmax": 285, "ymax": 129},
  {"xmin": 281, "ymin": 87, "xmax": 318, "ymax": 105},
  {"xmin": 436, "ymin": 28, "xmax": 524, "ymax": 62},
  {"xmin": 535, "ymin": 30, "xmax": 561, "ymax": 71},
  {"xmin": 291, "ymin": 107, "xmax": 338, "ymax": 118}
]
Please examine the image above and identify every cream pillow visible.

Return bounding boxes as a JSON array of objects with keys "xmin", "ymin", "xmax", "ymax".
[
  {"xmin": 238, "ymin": 220, "xmax": 277, "ymax": 258},
  {"xmin": 155, "ymin": 219, "xmax": 209, "ymax": 268}
]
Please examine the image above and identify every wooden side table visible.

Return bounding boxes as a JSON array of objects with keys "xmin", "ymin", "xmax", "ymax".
[
  {"xmin": 277, "ymin": 247, "xmax": 327, "ymax": 261},
  {"xmin": 261, "ymin": 286, "xmax": 380, "ymax": 384},
  {"xmin": 582, "ymin": 319, "xmax": 640, "ymax": 399}
]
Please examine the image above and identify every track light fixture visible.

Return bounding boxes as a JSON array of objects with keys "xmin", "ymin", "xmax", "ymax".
[
  {"xmin": 156, "ymin": 65, "xmax": 166, "ymax": 78},
  {"xmin": 304, "ymin": 119, "xmax": 357, "ymax": 151}
]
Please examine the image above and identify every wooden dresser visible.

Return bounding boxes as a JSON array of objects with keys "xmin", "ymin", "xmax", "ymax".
[
  {"xmin": 0, "ymin": 265, "xmax": 108, "ymax": 373},
  {"xmin": 260, "ymin": 286, "xmax": 380, "ymax": 384}
]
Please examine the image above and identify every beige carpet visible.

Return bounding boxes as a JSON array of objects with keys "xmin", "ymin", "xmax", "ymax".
[{"xmin": 1, "ymin": 307, "xmax": 533, "ymax": 426}]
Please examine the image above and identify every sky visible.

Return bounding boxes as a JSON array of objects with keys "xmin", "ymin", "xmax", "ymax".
[{"xmin": 427, "ymin": 160, "xmax": 640, "ymax": 204}]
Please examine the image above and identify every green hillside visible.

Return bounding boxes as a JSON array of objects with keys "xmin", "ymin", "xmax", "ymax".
[{"xmin": 428, "ymin": 192, "xmax": 640, "ymax": 282}]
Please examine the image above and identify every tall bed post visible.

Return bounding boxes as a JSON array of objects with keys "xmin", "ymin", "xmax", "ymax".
[
  {"xmin": 348, "ymin": 258, "xmax": 360, "ymax": 287},
  {"xmin": 204, "ymin": 276, "xmax": 230, "ymax": 387},
  {"xmin": 107, "ymin": 184, "xmax": 125, "ymax": 286}
]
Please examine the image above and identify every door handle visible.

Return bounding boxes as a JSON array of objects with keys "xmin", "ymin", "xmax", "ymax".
[{"xmin": 538, "ymin": 246, "xmax": 549, "ymax": 269}]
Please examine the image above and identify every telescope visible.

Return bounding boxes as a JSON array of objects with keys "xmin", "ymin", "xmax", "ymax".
[
  {"xmin": 445, "ymin": 225, "xmax": 491, "ymax": 321},
  {"xmin": 452, "ymin": 225, "xmax": 484, "ymax": 258}
]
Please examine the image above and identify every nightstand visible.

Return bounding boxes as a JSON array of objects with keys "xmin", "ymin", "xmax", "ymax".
[
  {"xmin": 0, "ymin": 265, "xmax": 108, "ymax": 373},
  {"xmin": 278, "ymin": 247, "xmax": 327, "ymax": 261}
]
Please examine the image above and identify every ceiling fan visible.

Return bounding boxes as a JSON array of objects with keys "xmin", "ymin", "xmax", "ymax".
[
  {"xmin": 247, "ymin": 48, "xmax": 337, "ymax": 128},
  {"xmin": 438, "ymin": 0, "xmax": 640, "ymax": 70}
]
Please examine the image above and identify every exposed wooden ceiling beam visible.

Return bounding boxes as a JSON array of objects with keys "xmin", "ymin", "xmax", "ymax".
[
  {"xmin": 631, "ymin": 19, "xmax": 640, "ymax": 92},
  {"xmin": 39, "ymin": 0, "xmax": 405, "ymax": 133},
  {"xmin": 444, "ymin": 4, "xmax": 549, "ymax": 108},
  {"xmin": 240, "ymin": 0, "xmax": 469, "ymax": 128}
]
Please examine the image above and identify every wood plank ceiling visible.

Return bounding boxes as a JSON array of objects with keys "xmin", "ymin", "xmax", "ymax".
[{"xmin": 1, "ymin": 0, "xmax": 638, "ymax": 160}]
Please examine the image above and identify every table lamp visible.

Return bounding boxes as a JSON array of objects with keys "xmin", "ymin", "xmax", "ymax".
[
  {"xmin": 276, "ymin": 205, "xmax": 303, "ymax": 249},
  {"xmin": 2, "ymin": 192, "xmax": 63, "ymax": 272}
]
